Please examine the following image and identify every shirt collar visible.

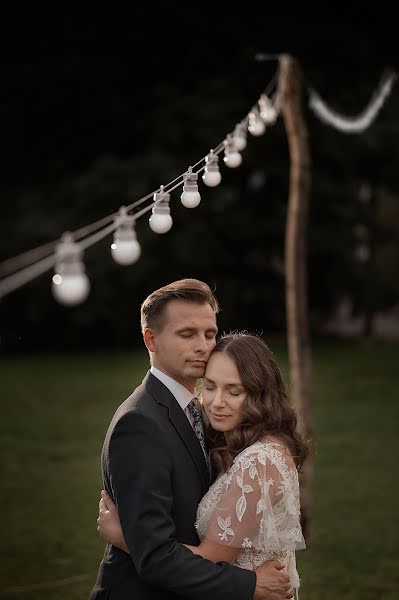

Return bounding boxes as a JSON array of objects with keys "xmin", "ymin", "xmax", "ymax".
[{"xmin": 150, "ymin": 366, "xmax": 195, "ymax": 411}]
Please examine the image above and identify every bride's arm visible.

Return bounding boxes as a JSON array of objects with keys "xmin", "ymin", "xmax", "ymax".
[
  {"xmin": 98, "ymin": 491, "xmax": 240, "ymax": 563},
  {"xmin": 183, "ymin": 540, "xmax": 240, "ymax": 563}
]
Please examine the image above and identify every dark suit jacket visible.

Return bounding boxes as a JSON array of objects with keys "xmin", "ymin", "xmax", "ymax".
[{"xmin": 89, "ymin": 371, "xmax": 256, "ymax": 600}]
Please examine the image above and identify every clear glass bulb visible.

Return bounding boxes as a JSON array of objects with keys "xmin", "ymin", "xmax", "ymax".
[
  {"xmin": 111, "ymin": 239, "xmax": 141, "ymax": 265},
  {"xmin": 223, "ymin": 151, "xmax": 242, "ymax": 168},
  {"xmin": 248, "ymin": 119, "xmax": 265, "ymax": 136},
  {"xmin": 261, "ymin": 106, "xmax": 277, "ymax": 124},
  {"xmin": 232, "ymin": 133, "xmax": 247, "ymax": 151},
  {"xmin": 181, "ymin": 190, "xmax": 201, "ymax": 208},
  {"xmin": 202, "ymin": 168, "xmax": 221, "ymax": 187},
  {"xmin": 149, "ymin": 213, "xmax": 173, "ymax": 234},
  {"xmin": 259, "ymin": 95, "xmax": 278, "ymax": 124},
  {"xmin": 52, "ymin": 273, "xmax": 90, "ymax": 306}
]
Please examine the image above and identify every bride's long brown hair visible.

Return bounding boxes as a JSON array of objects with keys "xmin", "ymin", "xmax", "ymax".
[{"xmin": 202, "ymin": 333, "xmax": 309, "ymax": 473}]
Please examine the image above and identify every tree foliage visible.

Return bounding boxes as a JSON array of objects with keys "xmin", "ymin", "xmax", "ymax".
[{"xmin": 1, "ymin": 10, "xmax": 398, "ymax": 349}]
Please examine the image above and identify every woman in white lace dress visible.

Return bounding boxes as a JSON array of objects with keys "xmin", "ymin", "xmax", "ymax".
[{"xmin": 98, "ymin": 333, "xmax": 308, "ymax": 599}]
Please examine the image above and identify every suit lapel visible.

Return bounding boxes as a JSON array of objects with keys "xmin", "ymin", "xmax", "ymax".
[{"xmin": 145, "ymin": 372, "xmax": 210, "ymax": 492}]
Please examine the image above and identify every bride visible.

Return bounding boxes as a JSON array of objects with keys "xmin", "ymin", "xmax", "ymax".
[{"xmin": 97, "ymin": 333, "xmax": 308, "ymax": 599}]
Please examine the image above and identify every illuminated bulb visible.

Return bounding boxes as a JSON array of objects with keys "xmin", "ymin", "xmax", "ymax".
[
  {"xmin": 202, "ymin": 150, "xmax": 222, "ymax": 187},
  {"xmin": 223, "ymin": 134, "xmax": 242, "ymax": 168},
  {"xmin": 149, "ymin": 186, "xmax": 173, "ymax": 233},
  {"xmin": 52, "ymin": 274, "xmax": 90, "ymax": 306},
  {"xmin": 111, "ymin": 206, "xmax": 141, "ymax": 265},
  {"xmin": 181, "ymin": 167, "xmax": 201, "ymax": 208},
  {"xmin": 259, "ymin": 94, "xmax": 278, "ymax": 124},
  {"xmin": 232, "ymin": 123, "xmax": 247, "ymax": 151},
  {"xmin": 248, "ymin": 108, "xmax": 265, "ymax": 136},
  {"xmin": 52, "ymin": 233, "xmax": 90, "ymax": 306}
]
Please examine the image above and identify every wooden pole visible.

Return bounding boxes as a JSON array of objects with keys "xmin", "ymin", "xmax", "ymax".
[{"xmin": 278, "ymin": 55, "xmax": 313, "ymax": 540}]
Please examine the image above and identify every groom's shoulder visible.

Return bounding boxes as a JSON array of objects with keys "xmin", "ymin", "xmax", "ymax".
[
  {"xmin": 113, "ymin": 379, "xmax": 150, "ymax": 418},
  {"xmin": 108, "ymin": 372, "xmax": 162, "ymax": 427}
]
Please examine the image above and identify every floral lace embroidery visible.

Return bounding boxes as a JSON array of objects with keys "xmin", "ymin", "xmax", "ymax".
[
  {"xmin": 195, "ymin": 440, "xmax": 305, "ymax": 587},
  {"xmin": 217, "ymin": 516, "xmax": 234, "ymax": 541}
]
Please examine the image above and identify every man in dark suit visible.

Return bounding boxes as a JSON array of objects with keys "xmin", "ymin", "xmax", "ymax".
[{"xmin": 89, "ymin": 279, "xmax": 292, "ymax": 600}]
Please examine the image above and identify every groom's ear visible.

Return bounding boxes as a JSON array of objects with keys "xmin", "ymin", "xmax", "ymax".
[{"xmin": 144, "ymin": 328, "xmax": 157, "ymax": 352}]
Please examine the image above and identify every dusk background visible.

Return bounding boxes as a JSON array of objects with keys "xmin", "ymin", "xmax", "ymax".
[{"xmin": 1, "ymin": 7, "xmax": 398, "ymax": 600}]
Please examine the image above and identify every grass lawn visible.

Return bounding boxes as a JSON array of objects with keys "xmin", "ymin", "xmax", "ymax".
[{"xmin": 1, "ymin": 339, "xmax": 398, "ymax": 599}]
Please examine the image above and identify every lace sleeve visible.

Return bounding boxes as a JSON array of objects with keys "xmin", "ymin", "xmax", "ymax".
[{"xmin": 203, "ymin": 443, "xmax": 305, "ymax": 554}]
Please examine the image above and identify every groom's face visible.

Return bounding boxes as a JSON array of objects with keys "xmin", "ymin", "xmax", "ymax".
[{"xmin": 145, "ymin": 299, "xmax": 217, "ymax": 392}]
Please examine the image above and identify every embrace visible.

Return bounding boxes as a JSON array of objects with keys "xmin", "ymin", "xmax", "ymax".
[{"xmin": 89, "ymin": 279, "xmax": 308, "ymax": 600}]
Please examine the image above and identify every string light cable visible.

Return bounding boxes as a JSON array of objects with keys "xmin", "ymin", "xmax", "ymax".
[
  {"xmin": 0, "ymin": 68, "xmax": 281, "ymax": 304},
  {"xmin": 308, "ymin": 69, "xmax": 397, "ymax": 133},
  {"xmin": 0, "ymin": 130, "xmax": 262, "ymax": 303},
  {"xmin": 8, "ymin": 61, "xmax": 394, "ymax": 303},
  {"xmin": 0, "ymin": 65, "xmax": 279, "ymax": 288}
]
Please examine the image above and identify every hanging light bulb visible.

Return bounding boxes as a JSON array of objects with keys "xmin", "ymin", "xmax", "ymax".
[
  {"xmin": 223, "ymin": 134, "xmax": 242, "ymax": 168},
  {"xmin": 181, "ymin": 167, "xmax": 201, "ymax": 208},
  {"xmin": 259, "ymin": 94, "xmax": 278, "ymax": 124},
  {"xmin": 202, "ymin": 150, "xmax": 222, "ymax": 187},
  {"xmin": 248, "ymin": 107, "xmax": 266, "ymax": 136},
  {"xmin": 232, "ymin": 123, "xmax": 247, "ymax": 151},
  {"xmin": 52, "ymin": 232, "xmax": 90, "ymax": 306},
  {"xmin": 149, "ymin": 185, "xmax": 173, "ymax": 233},
  {"xmin": 111, "ymin": 206, "xmax": 141, "ymax": 265}
]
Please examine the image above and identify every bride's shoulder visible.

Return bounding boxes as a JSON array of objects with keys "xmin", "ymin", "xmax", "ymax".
[
  {"xmin": 231, "ymin": 438, "xmax": 274, "ymax": 464},
  {"xmin": 233, "ymin": 437, "xmax": 296, "ymax": 471}
]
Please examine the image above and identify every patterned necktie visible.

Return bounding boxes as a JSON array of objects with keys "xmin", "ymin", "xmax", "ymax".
[{"xmin": 187, "ymin": 398, "xmax": 211, "ymax": 476}]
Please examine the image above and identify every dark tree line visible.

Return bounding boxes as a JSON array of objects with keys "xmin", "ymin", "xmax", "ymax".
[{"xmin": 1, "ymin": 9, "xmax": 398, "ymax": 350}]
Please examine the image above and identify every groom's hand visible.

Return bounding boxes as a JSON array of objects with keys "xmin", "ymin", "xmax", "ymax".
[{"xmin": 253, "ymin": 560, "xmax": 293, "ymax": 600}]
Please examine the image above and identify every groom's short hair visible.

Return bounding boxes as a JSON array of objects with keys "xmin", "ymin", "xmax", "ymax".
[{"xmin": 140, "ymin": 278, "xmax": 219, "ymax": 333}]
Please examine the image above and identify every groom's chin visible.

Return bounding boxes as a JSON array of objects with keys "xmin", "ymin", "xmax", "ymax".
[{"xmin": 187, "ymin": 366, "xmax": 206, "ymax": 378}]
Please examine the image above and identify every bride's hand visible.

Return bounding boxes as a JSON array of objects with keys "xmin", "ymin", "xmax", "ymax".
[{"xmin": 97, "ymin": 490, "xmax": 129, "ymax": 553}]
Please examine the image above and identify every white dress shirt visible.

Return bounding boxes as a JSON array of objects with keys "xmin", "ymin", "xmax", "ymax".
[{"xmin": 150, "ymin": 366, "xmax": 196, "ymax": 427}]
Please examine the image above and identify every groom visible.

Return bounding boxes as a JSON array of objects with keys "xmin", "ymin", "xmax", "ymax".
[{"xmin": 89, "ymin": 278, "xmax": 292, "ymax": 600}]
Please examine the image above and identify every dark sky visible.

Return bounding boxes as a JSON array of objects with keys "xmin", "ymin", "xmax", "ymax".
[
  {"xmin": 0, "ymin": 7, "xmax": 398, "ymax": 349},
  {"xmin": 1, "ymin": 7, "xmax": 397, "ymax": 184}
]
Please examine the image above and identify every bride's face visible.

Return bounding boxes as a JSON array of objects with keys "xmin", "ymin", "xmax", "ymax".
[{"xmin": 202, "ymin": 352, "xmax": 247, "ymax": 432}]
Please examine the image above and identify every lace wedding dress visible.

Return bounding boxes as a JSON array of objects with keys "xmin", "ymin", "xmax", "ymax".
[{"xmin": 195, "ymin": 440, "xmax": 306, "ymax": 598}]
